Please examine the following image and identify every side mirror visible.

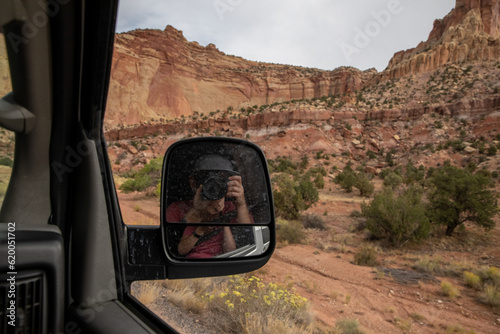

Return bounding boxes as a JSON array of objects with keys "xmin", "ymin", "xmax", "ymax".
[{"xmin": 158, "ymin": 137, "xmax": 275, "ymax": 278}]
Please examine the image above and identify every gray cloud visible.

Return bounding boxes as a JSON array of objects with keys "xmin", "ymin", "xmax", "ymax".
[{"xmin": 116, "ymin": 0, "xmax": 456, "ymax": 71}]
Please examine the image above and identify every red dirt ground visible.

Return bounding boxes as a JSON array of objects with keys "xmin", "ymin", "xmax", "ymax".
[{"xmin": 118, "ymin": 177, "xmax": 500, "ymax": 333}]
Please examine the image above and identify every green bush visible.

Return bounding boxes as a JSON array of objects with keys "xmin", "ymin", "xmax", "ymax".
[
  {"xmin": 334, "ymin": 164, "xmax": 357, "ymax": 193},
  {"xmin": 476, "ymin": 266, "xmax": 500, "ymax": 288},
  {"xmin": 487, "ymin": 145, "xmax": 497, "ymax": 156},
  {"xmin": 268, "ymin": 156, "xmax": 298, "ymax": 174},
  {"xmin": 361, "ymin": 186, "xmax": 430, "ymax": 246},
  {"xmin": 273, "ymin": 173, "xmax": 319, "ymax": 219},
  {"xmin": 366, "ymin": 150, "xmax": 377, "ymax": 160},
  {"xmin": 119, "ymin": 156, "xmax": 163, "ymax": 195},
  {"xmin": 334, "ymin": 318, "xmax": 365, "ymax": 334},
  {"xmin": 0, "ymin": 156, "xmax": 13, "ymax": 167},
  {"xmin": 355, "ymin": 172, "xmax": 374, "ymax": 197},
  {"xmin": 277, "ymin": 219, "xmax": 306, "ymax": 245},
  {"xmin": 353, "ymin": 246, "xmax": 379, "ymax": 267},
  {"xmin": 478, "ymin": 285, "xmax": 500, "ymax": 308},
  {"xmin": 383, "ymin": 172, "xmax": 403, "ymax": 189},
  {"xmin": 404, "ymin": 160, "xmax": 425, "ymax": 185},
  {"xmin": 313, "ymin": 173, "xmax": 325, "ymax": 189}
]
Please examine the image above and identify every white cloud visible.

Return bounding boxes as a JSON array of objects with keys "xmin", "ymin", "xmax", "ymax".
[{"xmin": 116, "ymin": 0, "xmax": 456, "ymax": 71}]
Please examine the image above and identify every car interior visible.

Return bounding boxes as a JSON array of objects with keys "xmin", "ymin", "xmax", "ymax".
[{"xmin": 0, "ymin": 1, "xmax": 275, "ymax": 333}]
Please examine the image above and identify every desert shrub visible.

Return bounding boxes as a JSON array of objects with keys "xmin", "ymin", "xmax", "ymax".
[
  {"xmin": 308, "ymin": 166, "xmax": 327, "ymax": 177},
  {"xmin": 277, "ymin": 219, "xmax": 306, "ymax": 245},
  {"xmin": 414, "ymin": 256, "xmax": 467, "ymax": 278},
  {"xmin": 441, "ymin": 281, "xmax": 460, "ymax": 299},
  {"xmin": 120, "ymin": 156, "xmax": 163, "ymax": 195},
  {"xmin": 463, "ymin": 271, "xmax": 481, "ymax": 290},
  {"xmin": 404, "ymin": 161, "xmax": 425, "ymax": 186},
  {"xmin": 476, "ymin": 266, "xmax": 500, "ymax": 287},
  {"xmin": 334, "ymin": 163, "xmax": 357, "ymax": 193},
  {"xmin": 478, "ymin": 285, "xmax": 500, "ymax": 308},
  {"xmin": 487, "ymin": 145, "xmax": 497, "ymax": 156},
  {"xmin": 414, "ymin": 256, "xmax": 444, "ymax": 275},
  {"xmin": 366, "ymin": 150, "xmax": 377, "ymax": 159},
  {"xmin": 385, "ymin": 152, "xmax": 394, "ymax": 166},
  {"xmin": 273, "ymin": 173, "xmax": 319, "ymax": 219},
  {"xmin": 355, "ymin": 172, "xmax": 374, "ymax": 197},
  {"xmin": 0, "ymin": 156, "xmax": 13, "ymax": 167},
  {"xmin": 160, "ymin": 278, "xmax": 210, "ymax": 314},
  {"xmin": 383, "ymin": 172, "xmax": 403, "ymax": 189},
  {"xmin": 133, "ymin": 281, "xmax": 163, "ymax": 306},
  {"xmin": 361, "ymin": 186, "xmax": 430, "ymax": 246},
  {"xmin": 353, "ymin": 246, "xmax": 379, "ymax": 267},
  {"xmin": 445, "ymin": 139, "xmax": 465, "ymax": 152},
  {"xmin": 204, "ymin": 275, "xmax": 312, "ymax": 333},
  {"xmin": 334, "ymin": 318, "xmax": 365, "ymax": 334},
  {"xmin": 313, "ymin": 173, "xmax": 325, "ymax": 189},
  {"xmin": 268, "ymin": 156, "xmax": 297, "ymax": 174},
  {"xmin": 301, "ymin": 214, "xmax": 327, "ymax": 230}
]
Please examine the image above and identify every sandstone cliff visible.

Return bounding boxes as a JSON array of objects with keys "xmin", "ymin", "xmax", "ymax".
[
  {"xmin": 382, "ymin": 0, "xmax": 500, "ymax": 80},
  {"xmin": 106, "ymin": 26, "xmax": 373, "ymax": 128}
]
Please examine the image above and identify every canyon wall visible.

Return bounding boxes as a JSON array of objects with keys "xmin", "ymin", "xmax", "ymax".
[
  {"xmin": 106, "ymin": 26, "xmax": 372, "ymax": 127},
  {"xmin": 381, "ymin": 0, "xmax": 500, "ymax": 80},
  {"xmin": 105, "ymin": 95, "xmax": 500, "ymax": 141}
]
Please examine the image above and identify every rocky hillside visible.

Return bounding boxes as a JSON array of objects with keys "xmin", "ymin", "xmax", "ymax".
[
  {"xmin": 106, "ymin": 0, "xmax": 500, "ymax": 130},
  {"xmin": 381, "ymin": 0, "xmax": 500, "ymax": 80},
  {"xmin": 107, "ymin": 26, "xmax": 372, "ymax": 128}
]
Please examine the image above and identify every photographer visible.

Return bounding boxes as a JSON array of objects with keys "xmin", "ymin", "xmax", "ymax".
[{"xmin": 165, "ymin": 154, "xmax": 252, "ymax": 258}]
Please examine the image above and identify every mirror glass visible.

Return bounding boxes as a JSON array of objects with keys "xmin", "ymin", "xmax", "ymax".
[
  {"xmin": 165, "ymin": 225, "xmax": 271, "ymax": 259},
  {"xmin": 162, "ymin": 138, "xmax": 274, "ymax": 260}
]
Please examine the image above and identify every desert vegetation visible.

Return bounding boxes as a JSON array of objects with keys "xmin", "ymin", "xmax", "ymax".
[{"xmin": 103, "ymin": 59, "xmax": 500, "ymax": 333}]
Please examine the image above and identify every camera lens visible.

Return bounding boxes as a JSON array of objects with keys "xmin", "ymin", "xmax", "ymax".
[{"xmin": 202, "ymin": 174, "xmax": 228, "ymax": 200}]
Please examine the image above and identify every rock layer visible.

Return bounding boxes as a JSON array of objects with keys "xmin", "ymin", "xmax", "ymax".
[
  {"xmin": 381, "ymin": 0, "xmax": 500, "ymax": 80},
  {"xmin": 106, "ymin": 26, "xmax": 372, "ymax": 127}
]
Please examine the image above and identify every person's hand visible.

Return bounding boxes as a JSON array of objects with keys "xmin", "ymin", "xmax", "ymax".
[
  {"xmin": 227, "ymin": 175, "xmax": 246, "ymax": 208},
  {"xmin": 194, "ymin": 225, "xmax": 209, "ymax": 235}
]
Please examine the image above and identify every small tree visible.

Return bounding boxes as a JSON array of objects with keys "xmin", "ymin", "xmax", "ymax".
[
  {"xmin": 273, "ymin": 173, "xmax": 319, "ymax": 220},
  {"xmin": 355, "ymin": 172, "xmax": 374, "ymax": 197},
  {"xmin": 361, "ymin": 186, "xmax": 430, "ymax": 246},
  {"xmin": 334, "ymin": 163, "xmax": 357, "ymax": 193},
  {"xmin": 314, "ymin": 173, "xmax": 325, "ymax": 189},
  {"xmin": 383, "ymin": 172, "xmax": 403, "ymax": 189},
  {"xmin": 427, "ymin": 163, "xmax": 498, "ymax": 236},
  {"xmin": 404, "ymin": 160, "xmax": 425, "ymax": 186}
]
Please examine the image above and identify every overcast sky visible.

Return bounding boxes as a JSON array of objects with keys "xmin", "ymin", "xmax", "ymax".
[{"xmin": 116, "ymin": 0, "xmax": 456, "ymax": 72}]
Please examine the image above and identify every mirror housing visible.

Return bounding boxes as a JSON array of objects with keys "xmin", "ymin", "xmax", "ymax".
[{"xmin": 125, "ymin": 137, "xmax": 275, "ymax": 280}]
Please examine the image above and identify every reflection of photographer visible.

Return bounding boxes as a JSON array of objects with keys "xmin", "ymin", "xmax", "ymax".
[{"xmin": 166, "ymin": 154, "xmax": 253, "ymax": 258}]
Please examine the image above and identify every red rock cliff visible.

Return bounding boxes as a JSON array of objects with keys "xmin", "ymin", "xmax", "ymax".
[
  {"xmin": 382, "ymin": 0, "xmax": 500, "ymax": 80},
  {"xmin": 106, "ymin": 26, "xmax": 372, "ymax": 127}
]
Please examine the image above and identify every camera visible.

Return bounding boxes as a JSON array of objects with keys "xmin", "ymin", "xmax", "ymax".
[{"xmin": 196, "ymin": 172, "xmax": 229, "ymax": 200}]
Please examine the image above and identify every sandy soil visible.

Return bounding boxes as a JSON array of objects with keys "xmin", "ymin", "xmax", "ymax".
[{"xmin": 118, "ymin": 180, "xmax": 500, "ymax": 333}]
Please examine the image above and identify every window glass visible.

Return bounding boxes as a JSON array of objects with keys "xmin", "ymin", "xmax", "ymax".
[{"xmin": 0, "ymin": 33, "xmax": 14, "ymax": 208}]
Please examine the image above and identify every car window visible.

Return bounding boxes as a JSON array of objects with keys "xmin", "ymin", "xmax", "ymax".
[{"xmin": 0, "ymin": 33, "xmax": 14, "ymax": 209}]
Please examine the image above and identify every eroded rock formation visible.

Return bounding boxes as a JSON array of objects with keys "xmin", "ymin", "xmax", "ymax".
[
  {"xmin": 382, "ymin": 0, "xmax": 500, "ymax": 80},
  {"xmin": 106, "ymin": 26, "xmax": 372, "ymax": 127}
]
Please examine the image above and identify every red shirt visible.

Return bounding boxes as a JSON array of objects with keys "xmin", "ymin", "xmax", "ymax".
[{"xmin": 165, "ymin": 200, "xmax": 237, "ymax": 258}]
